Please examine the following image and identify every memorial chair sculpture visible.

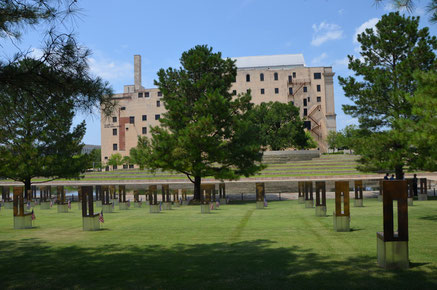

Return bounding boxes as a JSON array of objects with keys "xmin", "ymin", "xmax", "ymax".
[
  {"xmin": 81, "ymin": 186, "xmax": 100, "ymax": 231},
  {"xmin": 161, "ymin": 184, "xmax": 172, "ymax": 210},
  {"xmin": 377, "ymin": 180, "xmax": 409, "ymax": 269},
  {"xmin": 13, "ymin": 187, "xmax": 33, "ymax": 229},
  {"xmin": 354, "ymin": 180, "xmax": 364, "ymax": 207},
  {"xmin": 2, "ymin": 186, "xmax": 13, "ymax": 209},
  {"xmin": 78, "ymin": 187, "xmax": 82, "ymax": 210},
  {"xmin": 149, "ymin": 185, "xmax": 160, "ymax": 213},
  {"xmin": 40, "ymin": 186, "xmax": 51, "ymax": 210},
  {"xmin": 200, "ymin": 184, "xmax": 214, "ymax": 213},
  {"xmin": 26, "ymin": 189, "xmax": 35, "ymax": 208},
  {"xmin": 418, "ymin": 178, "xmax": 428, "ymax": 201},
  {"xmin": 181, "ymin": 189, "xmax": 189, "ymax": 205},
  {"xmin": 133, "ymin": 190, "xmax": 142, "ymax": 208},
  {"xmin": 110, "ymin": 185, "xmax": 118, "ymax": 205},
  {"xmin": 95, "ymin": 185, "xmax": 103, "ymax": 207},
  {"xmin": 333, "ymin": 181, "xmax": 350, "ymax": 232},
  {"xmin": 119, "ymin": 185, "xmax": 129, "ymax": 210},
  {"xmin": 298, "ymin": 181, "xmax": 305, "ymax": 204},
  {"xmin": 57, "ymin": 186, "xmax": 69, "ymax": 213},
  {"xmin": 101, "ymin": 185, "xmax": 113, "ymax": 213},
  {"xmin": 315, "ymin": 181, "xmax": 327, "ymax": 217},
  {"xmin": 219, "ymin": 183, "xmax": 227, "ymax": 204},
  {"xmin": 304, "ymin": 181, "xmax": 314, "ymax": 208},
  {"xmin": 406, "ymin": 179, "xmax": 414, "ymax": 206},
  {"xmin": 256, "ymin": 182, "xmax": 266, "ymax": 209},
  {"xmin": 378, "ymin": 180, "xmax": 383, "ymax": 202},
  {"xmin": 171, "ymin": 189, "xmax": 180, "ymax": 207}
]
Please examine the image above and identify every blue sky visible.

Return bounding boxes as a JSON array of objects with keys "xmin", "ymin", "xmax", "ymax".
[{"xmin": 5, "ymin": 0, "xmax": 437, "ymax": 145}]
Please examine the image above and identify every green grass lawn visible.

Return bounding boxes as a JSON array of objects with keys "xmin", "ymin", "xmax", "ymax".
[{"xmin": 1, "ymin": 199, "xmax": 437, "ymax": 289}]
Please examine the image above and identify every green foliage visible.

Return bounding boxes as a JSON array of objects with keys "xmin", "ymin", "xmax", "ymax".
[
  {"xmin": 130, "ymin": 136, "xmax": 151, "ymax": 170},
  {"xmin": 249, "ymin": 101, "xmax": 313, "ymax": 150},
  {"xmin": 107, "ymin": 153, "xmax": 123, "ymax": 168},
  {"xmin": 146, "ymin": 45, "xmax": 264, "ymax": 199},
  {"xmin": 0, "ymin": 58, "xmax": 88, "ymax": 192},
  {"xmin": 87, "ymin": 148, "xmax": 102, "ymax": 169},
  {"xmin": 375, "ymin": 0, "xmax": 437, "ymax": 23},
  {"xmin": 338, "ymin": 12, "xmax": 437, "ymax": 178}
]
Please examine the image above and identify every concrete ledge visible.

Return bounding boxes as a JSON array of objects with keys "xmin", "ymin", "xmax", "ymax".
[
  {"xmin": 119, "ymin": 202, "xmax": 129, "ymax": 210},
  {"xmin": 262, "ymin": 150, "xmax": 320, "ymax": 164},
  {"xmin": 305, "ymin": 200, "xmax": 314, "ymax": 208},
  {"xmin": 102, "ymin": 204, "xmax": 113, "ymax": 213},
  {"xmin": 256, "ymin": 201, "xmax": 265, "ymax": 209},
  {"xmin": 201, "ymin": 204, "xmax": 210, "ymax": 214},
  {"xmin": 57, "ymin": 204, "xmax": 69, "ymax": 213},
  {"xmin": 354, "ymin": 199, "xmax": 363, "ymax": 207},
  {"xmin": 408, "ymin": 198, "xmax": 413, "ymax": 206},
  {"xmin": 134, "ymin": 202, "xmax": 142, "ymax": 208},
  {"xmin": 315, "ymin": 205, "xmax": 327, "ymax": 217},
  {"xmin": 40, "ymin": 202, "xmax": 51, "ymax": 210},
  {"xmin": 298, "ymin": 196, "xmax": 304, "ymax": 204},
  {"xmin": 150, "ymin": 204, "xmax": 160, "ymax": 213},
  {"xmin": 162, "ymin": 202, "xmax": 172, "ymax": 210},
  {"xmin": 96, "ymin": 201, "xmax": 102, "ymax": 207},
  {"xmin": 377, "ymin": 235, "xmax": 409, "ymax": 269},
  {"xmin": 418, "ymin": 194, "xmax": 428, "ymax": 201},
  {"xmin": 333, "ymin": 213, "xmax": 350, "ymax": 232},
  {"xmin": 14, "ymin": 215, "xmax": 33, "ymax": 229},
  {"xmin": 82, "ymin": 215, "xmax": 100, "ymax": 231}
]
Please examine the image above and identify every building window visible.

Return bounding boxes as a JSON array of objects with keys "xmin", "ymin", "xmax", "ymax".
[
  {"xmin": 303, "ymin": 99, "xmax": 307, "ymax": 107},
  {"xmin": 129, "ymin": 116, "xmax": 135, "ymax": 124},
  {"xmin": 113, "ymin": 143, "xmax": 118, "ymax": 151},
  {"xmin": 261, "ymin": 88, "xmax": 265, "ymax": 95},
  {"xmin": 157, "ymin": 100, "xmax": 160, "ymax": 107},
  {"xmin": 145, "ymin": 92, "xmax": 150, "ymax": 98},
  {"xmin": 291, "ymin": 101, "xmax": 294, "ymax": 106},
  {"xmin": 112, "ymin": 117, "xmax": 117, "ymax": 123},
  {"xmin": 142, "ymin": 115, "xmax": 147, "ymax": 121},
  {"xmin": 155, "ymin": 114, "xmax": 160, "ymax": 120},
  {"xmin": 293, "ymin": 72, "xmax": 296, "ymax": 78},
  {"xmin": 303, "ymin": 108, "xmax": 307, "ymax": 116},
  {"xmin": 317, "ymin": 96, "xmax": 321, "ymax": 102},
  {"xmin": 275, "ymin": 88, "xmax": 279, "ymax": 94},
  {"xmin": 304, "ymin": 121, "xmax": 311, "ymax": 130},
  {"xmin": 288, "ymin": 75, "xmax": 292, "ymax": 82},
  {"xmin": 112, "ymin": 128, "xmax": 117, "ymax": 136},
  {"xmin": 129, "ymin": 164, "xmax": 134, "ymax": 169},
  {"xmin": 274, "ymin": 72, "xmax": 278, "ymax": 81},
  {"xmin": 303, "ymin": 86, "xmax": 307, "ymax": 93},
  {"xmin": 104, "ymin": 156, "xmax": 108, "ymax": 160},
  {"xmin": 113, "ymin": 165, "xmax": 117, "ymax": 170},
  {"xmin": 246, "ymin": 74, "xmax": 250, "ymax": 82},
  {"xmin": 142, "ymin": 127, "xmax": 147, "ymax": 134},
  {"xmin": 246, "ymin": 89, "xmax": 250, "ymax": 94},
  {"xmin": 157, "ymin": 91, "xmax": 162, "ymax": 97},
  {"xmin": 260, "ymin": 73, "xmax": 264, "ymax": 81},
  {"xmin": 308, "ymin": 97, "xmax": 311, "ymax": 103},
  {"xmin": 288, "ymin": 87, "xmax": 293, "ymax": 95},
  {"xmin": 317, "ymin": 85, "xmax": 321, "ymax": 92},
  {"xmin": 123, "ymin": 164, "xmax": 128, "ymax": 169},
  {"xmin": 314, "ymin": 72, "xmax": 322, "ymax": 79},
  {"xmin": 232, "ymin": 90, "xmax": 237, "ymax": 95},
  {"xmin": 121, "ymin": 107, "xmax": 126, "ymax": 110},
  {"xmin": 138, "ymin": 92, "xmax": 143, "ymax": 98}
]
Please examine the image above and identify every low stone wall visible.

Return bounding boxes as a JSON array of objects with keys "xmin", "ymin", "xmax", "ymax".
[{"xmin": 262, "ymin": 150, "xmax": 320, "ymax": 164}]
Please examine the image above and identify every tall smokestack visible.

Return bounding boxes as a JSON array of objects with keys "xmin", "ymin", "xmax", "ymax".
[{"xmin": 134, "ymin": 55, "xmax": 141, "ymax": 91}]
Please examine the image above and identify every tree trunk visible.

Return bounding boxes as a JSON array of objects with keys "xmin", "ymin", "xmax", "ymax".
[
  {"xmin": 395, "ymin": 164, "xmax": 404, "ymax": 180},
  {"xmin": 193, "ymin": 176, "xmax": 201, "ymax": 201},
  {"xmin": 24, "ymin": 178, "xmax": 31, "ymax": 199}
]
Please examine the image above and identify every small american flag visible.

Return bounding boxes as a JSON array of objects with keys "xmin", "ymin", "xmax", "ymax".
[
  {"xmin": 27, "ymin": 202, "xmax": 31, "ymax": 210},
  {"xmin": 210, "ymin": 203, "xmax": 214, "ymax": 210},
  {"xmin": 264, "ymin": 197, "xmax": 268, "ymax": 207},
  {"xmin": 99, "ymin": 210, "xmax": 104, "ymax": 223},
  {"xmin": 68, "ymin": 200, "xmax": 71, "ymax": 209},
  {"xmin": 31, "ymin": 210, "xmax": 36, "ymax": 220}
]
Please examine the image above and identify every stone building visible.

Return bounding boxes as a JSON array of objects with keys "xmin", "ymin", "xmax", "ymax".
[{"xmin": 100, "ymin": 54, "xmax": 336, "ymax": 167}]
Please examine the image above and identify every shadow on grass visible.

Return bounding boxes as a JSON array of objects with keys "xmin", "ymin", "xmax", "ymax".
[
  {"xmin": 0, "ymin": 239, "xmax": 436, "ymax": 290},
  {"xmin": 419, "ymin": 215, "xmax": 437, "ymax": 222}
]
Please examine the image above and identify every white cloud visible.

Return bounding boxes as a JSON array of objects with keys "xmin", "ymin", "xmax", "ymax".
[
  {"xmin": 353, "ymin": 18, "xmax": 379, "ymax": 44},
  {"xmin": 338, "ymin": 9, "xmax": 345, "ymax": 15},
  {"xmin": 311, "ymin": 52, "xmax": 328, "ymax": 65},
  {"xmin": 88, "ymin": 57, "xmax": 133, "ymax": 82},
  {"xmin": 311, "ymin": 22, "xmax": 343, "ymax": 46},
  {"xmin": 29, "ymin": 48, "xmax": 44, "ymax": 59},
  {"xmin": 333, "ymin": 57, "xmax": 349, "ymax": 67}
]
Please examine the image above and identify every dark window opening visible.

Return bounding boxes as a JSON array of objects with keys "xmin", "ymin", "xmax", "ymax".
[
  {"xmin": 275, "ymin": 88, "xmax": 279, "ymax": 94},
  {"xmin": 289, "ymin": 87, "xmax": 293, "ymax": 95},
  {"xmin": 123, "ymin": 164, "xmax": 128, "ymax": 169},
  {"xmin": 121, "ymin": 107, "xmax": 126, "ymax": 110},
  {"xmin": 155, "ymin": 114, "xmax": 160, "ymax": 120},
  {"xmin": 303, "ymin": 99, "xmax": 307, "ymax": 106},
  {"xmin": 293, "ymin": 72, "xmax": 296, "ymax": 78},
  {"xmin": 304, "ymin": 121, "xmax": 311, "ymax": 130},
  {"xmin": 113, "ymin": 165, "xmax": 117, "ymax": 170},
  {"xmin": 113, "ymin": 143, "xmax": 118, "ymax": 151},
  {"xmin": 317, "ymin": 96, "xmax": 321, "ymax": 102},
  {"xmin": 157, "ymin": 100, "xmax": 160, "ymax": 107},
  {"xmin": 142, "ymin": 115, "xmax": 147, "ymax": 121},
  {"xmin": 288, "ymin": 75, "xmax": 292, "ymax": 82},
  {"xmin": 232, "ymin": 90, "xmax": 237, "ymax": 95},
  {"xmin": 157, "ymin": 91, "xmax": 162, "ymax": 97},
  {"xmin": 145, "ymin": 92, "xmax": 150, "ymax": 98},
  {"xmin": 112, "ymin": 128, "xmax": 117, "ymax": 136},
  {"xmin": 138, "ymin": 92, "xmax": 143, "ymax": 98},
  {"xmin": 317, "ymin": 84, "xmax": 321, "ymax": 92},
  {"xmin": 303, "ymin": 109, "xmax": 308, "ymax": 116},
  {"xmin": 274, "ymin": 72, "xmax": 278, "ymax": 81},
  {"xmin": 260, "ymin": 73, "xmax": 264, "ymax": 81},
  {"xmin": 142, "ymin": 127, "xmax": 147, "ymax": 134},
  {"xmin": 246, "ymin": 74, "xmax": 250, "ymax": 82},
  {"xmin": 314, "ymin": 72, "xmax": 322, "ymax": 79},
  {"xmin": 303, "ymin": 87, "xmax": 307, "ymax": 93},
  {"xmin": 104, "ymin": 156, "xmax": 108, "ymax": 160},
  {"xmin": 261, "ymin": 88, "xmax": 265, "ymax": 95},
  {"xmin": 112, "ymin": 117, "xmax": 117, "ymax": 122},
  {"xmin": 129, "ymin": 116, "xmax": 135, "ymax": 124},
  {"xmin": 129, "ymin": 164, "xmax": 134, "ymax": 169},
  {"xmin": 308, "ymin": 97, "xmax": 311, "ymax": 103}
]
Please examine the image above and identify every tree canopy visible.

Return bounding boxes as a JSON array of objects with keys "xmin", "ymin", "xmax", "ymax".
[
  {"xmin": 249, "ymin": 101, "xmax": 314, "ymax": 151},
  {"xmin": 338, "ymin": 12, "xmax": 437, "ymax": 178},
  {"xmin": 144, "ymin": 45, "xmax": 264, "ymax": 200}
]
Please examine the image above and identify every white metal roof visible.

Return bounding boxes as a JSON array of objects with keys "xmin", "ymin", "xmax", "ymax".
[{"xmin": 231, "ymin": 54, "xmax": 305, "ymax": 69}]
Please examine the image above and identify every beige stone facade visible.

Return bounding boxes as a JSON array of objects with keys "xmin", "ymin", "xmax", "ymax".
[{"xmin": 101, "ymin": 54, "xmax": 336, "ymax": 167}]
